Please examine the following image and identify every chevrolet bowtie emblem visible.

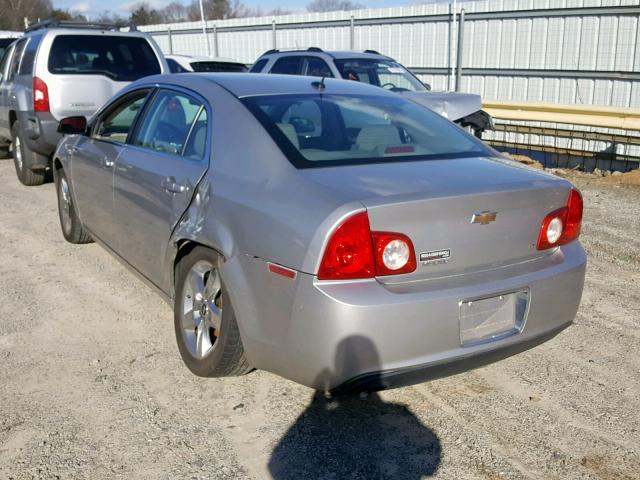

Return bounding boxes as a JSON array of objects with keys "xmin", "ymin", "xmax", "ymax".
[{"xmin": 471, "ymin": 211, "xmax": 498, "ymax": 225}]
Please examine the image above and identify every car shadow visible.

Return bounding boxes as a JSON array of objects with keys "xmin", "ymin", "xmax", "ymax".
[{"xmin": 268, "ymin": 336, "xmax": 442, "ymax": 479}]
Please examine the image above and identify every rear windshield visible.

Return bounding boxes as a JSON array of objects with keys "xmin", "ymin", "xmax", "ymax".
[
  {"xmin": 242, "ymin": 94, "xmax": 490, "ymax": 168},
  {"xmin": 48, "ymin": 35, "xmax": 161, "ymax": 82},
  {"xmin": 191, "ymin": 61, "xmax": 247, "ymax": 73}
]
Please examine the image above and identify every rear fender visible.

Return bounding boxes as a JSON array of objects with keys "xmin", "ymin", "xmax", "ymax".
[{"xmin": 164, "ymin": 176, "xmax": 235, "ymax": 299}]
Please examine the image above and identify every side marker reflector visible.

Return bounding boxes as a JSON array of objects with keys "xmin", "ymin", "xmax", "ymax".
[{"xmin": 268, "ymin": 263, "xmax": 297, "ymax": 279}]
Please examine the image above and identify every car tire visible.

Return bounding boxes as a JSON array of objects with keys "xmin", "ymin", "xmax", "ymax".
[
  {"xmin": 11, "ymin": 121, "xmax": 46, "ymax": 186},
  {"xmin": 174, "ymin": 246, "xmax": 252, "ymax": 377},
  {"xmin": 54, "ymin": 167, "xmax": 93, "ymax": 244}
]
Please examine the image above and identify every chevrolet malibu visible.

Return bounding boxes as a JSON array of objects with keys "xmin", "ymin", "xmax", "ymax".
[{"xmin": 53, "ymin": 74, "xmax": 586, "ymax": 392}]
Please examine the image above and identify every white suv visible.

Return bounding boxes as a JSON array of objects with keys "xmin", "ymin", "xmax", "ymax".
[
  {"xmin": 250, "ymin": 48, "xmax": 493, "ymax": 138},
  {"xmin": 0, "ymin": 20, "xmax": 168, "ymax": 185}
]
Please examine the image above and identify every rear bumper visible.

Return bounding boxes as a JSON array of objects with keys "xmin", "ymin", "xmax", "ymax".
[
  {"xmin": 332, "ymin": 322, "xmax": 570, "ymax": 394},
  {"xmin": 225, "ymin": 242, "xmax": 586, "ymax": 391},
  {"xmin": 19, "ymin": 111, "xmax": 60, "ymax": 163}
]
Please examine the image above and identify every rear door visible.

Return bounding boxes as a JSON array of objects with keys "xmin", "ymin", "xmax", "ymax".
[
  {"xmin": 42, "ymin": 33, "xmax": 162, "ymax": 120},
  {"xmin": 72, "ymin": 89, "xmax": 151, "ymax": 245},
  {"xmin": 112, "ymin": 87, "xmax": 209, "ymax": 284}
]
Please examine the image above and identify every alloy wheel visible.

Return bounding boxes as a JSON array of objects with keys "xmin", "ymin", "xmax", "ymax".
[
  {"xmin": 180, "ymin": 260, "xmax": 223, "ymax": 359},
  {"xmin": 58, "ymin": 176, "xmax": 73, "ymax": 234}
]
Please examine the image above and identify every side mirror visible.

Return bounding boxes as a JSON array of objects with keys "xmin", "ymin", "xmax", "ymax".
[{"xmin": 58, "ymin": 116, "xmax": 87, "ymax": 135}]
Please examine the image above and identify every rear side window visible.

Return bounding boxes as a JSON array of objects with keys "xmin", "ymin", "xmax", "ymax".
[
  {"xmin": 48, "ymin": 35, "xmax": 161, "ymax": 82},
  {"xmin": 18, "ymin": 35, "xmax": 43, "ymax": 76},
  {"xmin": 270, "ymin": 56, "xmax": 302, "ymax": 75},
  {"xmin": 132, "ymin": 89, "xmax": 205, "ymax": 157},
  {"xmin": 249, "ymin": 58, "xmax": 268, "ymax": 73},
  {"xmin": 7, "ymin": 39, "xmax": 27, "ymax": 82}
]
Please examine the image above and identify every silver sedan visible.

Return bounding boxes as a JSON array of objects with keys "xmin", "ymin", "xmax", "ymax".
[{"xmin": 53, "ymin": 74, "xmax": 586, "ymax": 391}]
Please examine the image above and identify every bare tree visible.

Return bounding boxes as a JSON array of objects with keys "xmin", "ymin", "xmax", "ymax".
[
  {"xmin": 0, "ymin": 0, "xmax": 53, "ymax": 30},
  {"xmin": 160, "ymin": 1, "xmax": 190, "ymax": 23},
  {"xmin": 307, "ymin": 0, "xmax": 363, "ymax": 13},
  {"xmin": 130, "ymin": 1, "xmax": 163, "ymax": 25}
]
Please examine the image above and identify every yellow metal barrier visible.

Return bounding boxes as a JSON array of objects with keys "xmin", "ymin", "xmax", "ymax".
[{"xmin": 483, "ymin": 101, "xmax": 640, "ymax": 131}]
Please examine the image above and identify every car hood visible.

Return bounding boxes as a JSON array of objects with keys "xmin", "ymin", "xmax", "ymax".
[{"xmin": 400, "ymin": 91, "xmax": 482, "ymax": 121}]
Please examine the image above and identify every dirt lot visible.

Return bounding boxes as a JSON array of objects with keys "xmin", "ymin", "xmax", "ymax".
[{"xmin": 0, "ymin": 160, "xmax": 639, "ymax": 480}]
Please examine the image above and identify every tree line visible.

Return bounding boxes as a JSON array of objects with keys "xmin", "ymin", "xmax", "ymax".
[{"xmin": 0, "ymin": 0, "xmax": 364, "ymax": 31}]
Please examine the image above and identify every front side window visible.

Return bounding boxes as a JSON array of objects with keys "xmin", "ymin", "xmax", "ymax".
[
  {"xmin": 94, "ymin": 91, "xmax": 149, "ymax": 143},
  {"xmin": 0, "ymin": 45, "xmax": 12, "ymax": 82},
  {"xmin": 242, "ymin": 94, "xmax": 489, "ymax": 168},
  {"xmin": 304, "ymin": 57, "xmax": 333, "ymax": 77},
  {"xmin": 132, "ymin": 89, "xmax": 204, "ymax": 157},
  {"xmin": 334, "ymin": 59, "xmax": 427, "ymax": 92},
  {"xmin": 48, "ymin": 35, "xmax": 161, "ymax": 82}
]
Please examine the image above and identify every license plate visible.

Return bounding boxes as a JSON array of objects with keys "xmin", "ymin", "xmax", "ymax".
[{"xmin": 459, "ymin": 290, "xmax": 528, "ymax": 346}]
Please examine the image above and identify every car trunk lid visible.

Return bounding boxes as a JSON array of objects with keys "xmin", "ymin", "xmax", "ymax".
[{"xmin": 302, "ymin": 156, "xmax": 572, "ymax": 282}]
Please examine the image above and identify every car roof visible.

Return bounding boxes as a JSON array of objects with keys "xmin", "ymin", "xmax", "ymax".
[
  {"xmin": 325, "ymin": 51, "xmax": 392, "ymax": 60},
  {"xmin": 166, "ymin": 54, "xmax": 244, "ymax": 64},
  {"xmin": 139, "ymin": 72, "xmax": 395, "ymax": 99},
  {"xmin": 262, "ymin": 50, "xmax": 391, "ymax": 61},
  {"xmin": 24, "ymin": 27, "xmax": 150, "ymax": 38}
]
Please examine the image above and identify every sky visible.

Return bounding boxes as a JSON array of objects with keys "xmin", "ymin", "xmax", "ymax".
[{"xmin": 52, "ymin": 0, "xmax": 429, "ymax": 19}]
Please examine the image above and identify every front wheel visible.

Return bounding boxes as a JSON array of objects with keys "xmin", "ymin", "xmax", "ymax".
[{"xmin": 174, "ymin": 246, "xmax": 252, "ymax": 377}]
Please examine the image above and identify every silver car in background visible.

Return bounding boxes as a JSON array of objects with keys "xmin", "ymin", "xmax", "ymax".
[
  {"xmin": 53, "ymin": 73, "xmax": 586, "ymax": 392},
  {"xmin": 250, "ymin": 48, "xmax": 493, "ymax": 137},
  {"xmin": 0, "ymin": 20, "xmax": 168, "ymax": 186}
]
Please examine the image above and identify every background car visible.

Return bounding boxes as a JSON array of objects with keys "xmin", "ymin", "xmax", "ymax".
[
  {"xmin": 0, "ymin": 20, "xmax": 168, "ymax": 186},
  {"xmin": 166, "ymin": 54, "xmax": 247, "ymax": 73},
  {"xmin": 52, "ymin": 73, "xmax": 585, "ymax": 392},
  {"xmin": 250, "ymin": 48, "xmax": 493, "ymax": 137}
]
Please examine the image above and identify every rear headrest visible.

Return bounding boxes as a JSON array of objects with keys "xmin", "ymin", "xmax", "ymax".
[
  {"xmin": 277, "ymin": 123, "xmax": 300, "ymax": 149},
  {"xmin": 355, "ymin": 125, "xmax": 401, "ymax": 151}
]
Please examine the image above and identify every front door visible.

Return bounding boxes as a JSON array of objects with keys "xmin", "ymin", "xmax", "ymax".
[
  {"xmin": 113, "ymin": 88, "xmax": 209, "ymax": 286},
  {"xmin": 72, "ymin": 89, "xmax": 151, "ymax": 245}
]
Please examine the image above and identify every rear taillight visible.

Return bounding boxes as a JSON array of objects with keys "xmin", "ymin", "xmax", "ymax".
[
  {"xmin": 537, "ymin": 189, "xmax": 583, "ymax": 250},
  {"xmin": 372, "ymin": 232, "xmax": 417, "ymax": 276},
  {"xmin": 33, "ymin": 77, "xmax": 50, "ymax": 113},
  {"xmin": 317, "ymin": 212, "xmax": 416, "ymax": 280}
]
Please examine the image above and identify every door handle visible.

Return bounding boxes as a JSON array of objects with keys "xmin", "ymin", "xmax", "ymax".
[
  {"xmin": 162, "ymin": 177, "xmax": 188, "ymax": 194},
  {"xmin": 101, "ymin": 157, "xmax": 114, "ymax": 168}
]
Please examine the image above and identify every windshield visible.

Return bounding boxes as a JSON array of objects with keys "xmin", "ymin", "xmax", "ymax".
[
  {"xmin": 242, "ymin": 94, "xmax": 489, "ymax": 168},
  {"xmin": 334, "ymin": 59, "xmax": 427, "ymax": 92},
  {"xmin": 48, "ymin": 35, "xmax": 161, "ymax": 82},
  {"xmin": 190, "ymin": 61, "xmax": 247, "ymax": 73}
]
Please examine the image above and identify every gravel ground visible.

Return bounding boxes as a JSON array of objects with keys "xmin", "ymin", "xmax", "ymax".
[{"xmin": 0, "ymin": 160, "xmax": 638, "ymax": 480}]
